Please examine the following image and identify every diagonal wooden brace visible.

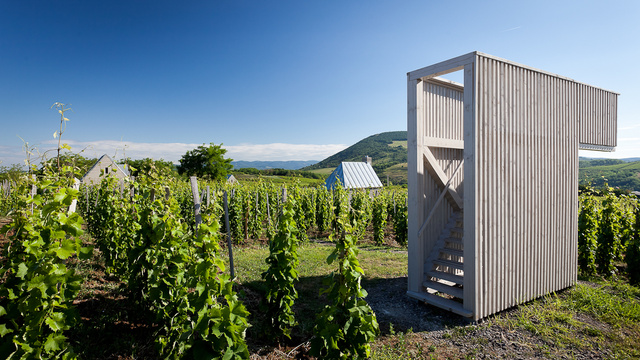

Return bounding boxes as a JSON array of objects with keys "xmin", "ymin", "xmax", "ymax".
[{"xmin": 423, "ymin": 145, "xmax": 463, "ymax": 211}]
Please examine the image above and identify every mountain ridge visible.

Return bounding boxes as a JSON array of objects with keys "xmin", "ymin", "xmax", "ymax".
[{"xmin": 231, "ymin": 160, "xmax": 318, "ymax": 170}]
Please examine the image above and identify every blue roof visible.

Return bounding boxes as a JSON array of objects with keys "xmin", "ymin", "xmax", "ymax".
[{"xmin": 325, "ymin": 162, "xmax": 383, "ymax": 190}]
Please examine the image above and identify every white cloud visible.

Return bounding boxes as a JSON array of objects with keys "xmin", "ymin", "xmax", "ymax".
[{"xmin": 31, "ymin": 139, "xmax": 348, "ymax": 163}]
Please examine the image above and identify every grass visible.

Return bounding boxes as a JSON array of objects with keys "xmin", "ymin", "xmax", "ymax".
[
  {"xmin": 307, "ymin": 167, "xmax": 335, "ymax": 176},
  {"xmin": 388, "ymin": 141, "xmax": 407, "ymax": 149},
  {"xmin": 491, "ymin": 279, "xmax": 640, "ymax": 359},
  {"xmin": 57, "ymin": 234, "xmax": 640, "ymax": 359}
]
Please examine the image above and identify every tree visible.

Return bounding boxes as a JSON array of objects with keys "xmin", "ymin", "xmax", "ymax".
[
  {"xmin": 39, "ymin": 153, "xmax": 96, "ymax": 178},
  {"xmin": 123, "ymin": 157, "xmax": 177, "ymax": 178},
  {"xmin": 177, "ymin": 143, "xmax": 233, "ymax": 181}
]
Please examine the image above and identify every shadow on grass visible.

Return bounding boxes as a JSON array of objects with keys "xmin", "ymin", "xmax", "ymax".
[
  {"xmin": 239, "ymin": 274, "xmax": 470, "ymax": 354},
  {"xmin": 239, "ymin": 274, "xmax": 329, "ymax": 352},
  {"xmin": 66, "ymin": 274, "xmax": 469, "ymax": 359},
  {"xmin": 70, "ymin": 295, "xmax": 159, "ymax": 359}
]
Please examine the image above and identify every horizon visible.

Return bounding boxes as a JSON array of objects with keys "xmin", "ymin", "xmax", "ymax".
[{"xmin": 1, "ymin": 1, "xmax": 638, "ymax": 167}]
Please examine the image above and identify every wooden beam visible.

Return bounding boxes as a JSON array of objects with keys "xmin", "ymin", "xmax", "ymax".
[
  {"xmin": 462, "ymin": 61, "xmax": 477, "ymax": 319},
  {"xmin": 424, "ymin": 137, "xmax": 464, "ymax": 149},
  {"xmin": 422, "ymin": 146, "xmax": 463, "ymax": 211},
  {"xmin": 407, "ymin": 77, "xmax": 424, "ymax": 294},
  {"xmin": 408, "ymin": 52, "xmax": 476, "ymax": 82}
]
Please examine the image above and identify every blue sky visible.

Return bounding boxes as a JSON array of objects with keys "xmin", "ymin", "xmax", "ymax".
[{"xmin": 1, "ymin": 1, "xmax": 638, "ymax": 166}]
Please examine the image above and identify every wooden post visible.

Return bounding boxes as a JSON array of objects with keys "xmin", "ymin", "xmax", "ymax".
[
  {"xmin": 30, "ymin": 175, "xmax": 36, "ymax": 214},
  {"xmin": 206, "ymin": 186, "xmax": 210, "ymax": 207},
  {"xmin": 150, "ymin": 188, "xmax": 156, "ymax": 202},
  {"xmin": 86, "ymin": 186, "xmax": 89, "ymax": 213},
  {"xmin": 190, "ymin": 176, "xmax": 202, "ymax": 237},
  {"xmin": 164, "ymin": 186, "xmax": 170, "ymax": 201},
  {"xmin": 68, "ymin": 178, "xmax": 81, "ymax": 213},
  {"xmin": 280, "ymin": 186, "xmax": 287, "ymax": 217},
  {"xmin": 266, "ymin": 191, "xmax": 271, "ymax": 226},
  {"xmin": 224, "ymin": 191, "xmax": 235, "ymax": 279}
]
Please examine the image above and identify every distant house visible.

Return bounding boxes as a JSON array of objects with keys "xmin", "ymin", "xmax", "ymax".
[
  {"xmin": 81, "ymin": 154, "xmax": 129, "ymax": 185},
  {"xmin": 325, "ymin": 156, "xmax": 383, "ymax": 191},
  {"xmin": 226, "ymin": 174, "xmax": 238, "ymax": 185}
]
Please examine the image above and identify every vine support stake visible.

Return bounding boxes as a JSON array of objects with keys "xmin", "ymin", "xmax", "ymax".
[
  {"xmin": 190, "ymin": 176, "xmax": 202, "ymax": 237},
  {"xmin": 224, "ymin": 191, "xmax": 236, "ymax": 279}
]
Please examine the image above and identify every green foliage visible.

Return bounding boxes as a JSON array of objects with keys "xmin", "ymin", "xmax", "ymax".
[
  {"xmin": 123, "ymin": 157, "xmax": 177, "ymax": 178},
  {"xmin": 39, "ymin": 153, "xmax": 96, "ymax": 178},
  {"xmin": 0, "ymin": 169, "xmax": 91, "ymax": 359},
  {"xmin": 332, "ymin": 185, "xmax": 348, "ymax": 236},
  {"xmin": 579, "ymin": 159, "xmax": 640, "ymax": 191},
  {"xmin": 227, "ymin": 189, "xmax": 245, "ymax": 244},
  {"xmin": 247, "ymin": 189, "xmax": 263, "ymax": 240},
  {"xmin": 261, "ymin": 198, "xmax": 299, "ymax": 339},
  {"xmin": 0, "ymin": 164, "xmax": 25, "ymax": 182},
  {"xmin": 596, "ymin": 186, "xmax": 621, "ymax": 277},
  {"xmin": 311, "ymin": 211, "xmax": 380, "ymax": 359},
  {"xmin": 626, "ymin": 201, "xmax": 640, "ymax": 285},
  {"xmin": 178, "ymin": 143, "xmax": 233, "ymax": 181},
  {"xmin": 51, "ymin": 102, "xmax": 72, "ymax": 173},
  {"xmin": 315, "ymin": 187, "xmax": 333, "ymax": 233},
  {"xmin": 80, "ymin": 170, "xmax": 250, "ymax": 358},
  {"xmin": 372, "ymin": 194, "xmax": 388, "ymax": 245},
  {"xmin": 578, "ymin": 191, "xmax": 599, "ymax": 276},
  {"xmin": 350, "ymin": 190, "xmax": 372, "ymax": 241},
  {"xmin": 392, "ymin": 193, "xmax": 408, "ymax": 246}
]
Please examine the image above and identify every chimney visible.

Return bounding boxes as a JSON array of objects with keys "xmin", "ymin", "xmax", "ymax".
[{"xmin": 363, "ymin": 156, "xmax": 372, "ymax": 166}]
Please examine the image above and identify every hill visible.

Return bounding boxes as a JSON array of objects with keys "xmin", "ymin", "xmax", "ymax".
[
  {"xmin": 579, "ymin": 158, "xmax": 640, "ymax": 191},
  {"xmin": 231, "ymin": 160, "xmax": 317, "ymax": 170},
  {"xmin": 302, "ymin": 131, "xmax": 408, "ymax": 184}
]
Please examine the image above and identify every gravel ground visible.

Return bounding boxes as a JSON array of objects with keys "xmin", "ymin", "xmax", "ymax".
[{"xmin": 364, "ymin": 277, "xmax": 611, "ymax": 360}]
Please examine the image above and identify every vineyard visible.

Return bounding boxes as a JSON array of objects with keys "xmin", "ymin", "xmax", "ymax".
[{"xmin": 0, "ymin": 168, "xmax": 639, "ymax": 359}]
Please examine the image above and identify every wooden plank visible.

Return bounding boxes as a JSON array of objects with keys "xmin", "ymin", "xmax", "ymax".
[
  {"xmin": 462, "ymin": 59, "xmax": 477, "ymax": 319},
  {"xmin": 440, "ymin": 248, "xmax": 464, "ymax": 258},
  {"xmin": 424, "ymin": 137, "xmax": 464, "ymax": 149},
  {"xmin": 426, "ymin": 270, "xmax": 464, "ymax": 285},
  {"xmin": 407, "ymin": 77, "xmax": 423, "ymax": 294},
  {"xmin": 423, "ymin": 280, "xmax": 464, "ymax": 299},
  {"xmin": 408, "ymin": 52, "xmax": 476, "ymax": 82},
  {"xmin": 433, "ymin": 258, "xmax": 464, "ymax": 271}
]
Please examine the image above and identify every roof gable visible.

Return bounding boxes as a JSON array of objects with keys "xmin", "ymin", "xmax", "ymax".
[
  {"xmin": 81, "ymin": 154, "xmax": 129, "ymax": 184},
  {"xmin": 325, "ymin": 162, "xmax": 383, "ymax": 190}
]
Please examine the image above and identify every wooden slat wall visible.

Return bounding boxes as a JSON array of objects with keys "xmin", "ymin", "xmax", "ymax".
[
  {"xmin": 576, "ymin": 83, "xmax": 618, "ymax": 147},
  {"xmin": 420, "ymin": 80, "xmax": 465, "ymax": 261},
  {"xmin": 423, "ymin": 79, "xmax": 464, "ymax": 141},
  {"xmin": 473, "ymin": 55, "xmax": 579, "ymax": 319}
]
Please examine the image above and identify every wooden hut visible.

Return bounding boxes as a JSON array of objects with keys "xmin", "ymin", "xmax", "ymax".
[
  {"xmin": 407, "ymin": 52, "xmax": 618, "ymax": 320},
  {"xmin": 325, "ymin": 156, "xmax": 383, "ymax": 191}
]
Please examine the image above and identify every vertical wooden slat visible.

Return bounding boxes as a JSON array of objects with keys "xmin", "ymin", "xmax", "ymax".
[
  {"xmin": 463, "ymin": 59, "xmax": 477, "ymax": 318},
  {"xmin": 407, "ymin": 77, "xmax": 423, "ymax": 294}
]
